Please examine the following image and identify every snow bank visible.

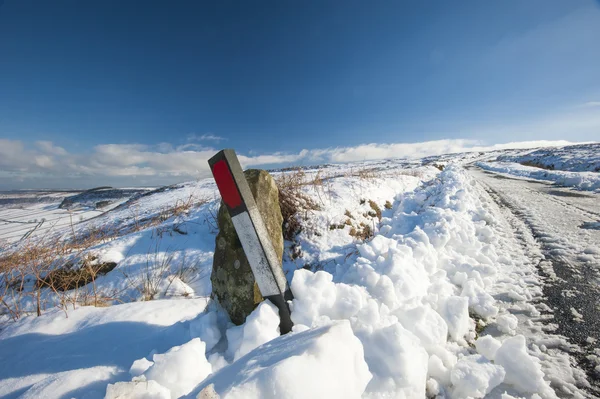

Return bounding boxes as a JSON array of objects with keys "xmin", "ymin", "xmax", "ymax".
[
  {"xmin": 282, "ymin": 165, "xmax": 561, "ymax": 398},
  {"xmin": 190, "ymin": 321, "xmax": 371, "ymax": 399},
  {"xmin": 477, "ymin": 161, "xmax": 600, "ymax": 191}
]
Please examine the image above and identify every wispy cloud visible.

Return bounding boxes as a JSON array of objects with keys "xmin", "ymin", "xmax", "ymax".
[
  {"xmin": 578, "ymin": 101, "xmax": 600, "ymax": 108},
  {"xmin": 187, "ymin": 133, "xmax": 226, "ymax": 142},
  {"xmin": 0, "ymin": 137, "xmax": 584, "ymax": 189}
]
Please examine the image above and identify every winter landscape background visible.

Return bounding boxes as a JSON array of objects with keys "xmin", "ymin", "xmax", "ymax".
[{"xmin": 1, "ymin": 142, "xmax": 599, "ymax": 398}]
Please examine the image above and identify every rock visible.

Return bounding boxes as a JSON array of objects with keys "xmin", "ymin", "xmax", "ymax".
[{"xmin": 211, "ymin": 169, "xmax": 284, "ymax": 325}]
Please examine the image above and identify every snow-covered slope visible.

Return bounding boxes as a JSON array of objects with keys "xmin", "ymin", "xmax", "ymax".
[
  {"xmin": 473, "ymin": 143, "xmax": 600, "ymax": 192},
  {"xmin": 477, "ymin": 161, "xmax": 600, "ymax": 192},
  {"xmin": 0, "ymin": 144, "xmax": 598, "ymax": 398},
  {"xmin": 497, "ymin": 143, "xmax": 600, "ymax": 172}
]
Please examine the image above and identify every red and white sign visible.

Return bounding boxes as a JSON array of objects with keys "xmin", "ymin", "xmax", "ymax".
[{"xmin": 209, "ymin": 149, "xmax": 294, "ymax": 334}]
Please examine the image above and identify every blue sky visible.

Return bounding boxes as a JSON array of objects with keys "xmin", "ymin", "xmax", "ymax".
[{"xmin": 1, "ymin": 0, "xmax": 599, "ymax": 188}]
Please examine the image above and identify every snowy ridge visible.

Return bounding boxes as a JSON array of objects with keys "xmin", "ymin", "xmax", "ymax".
[
  {"xmin": 496, "ymin": 143, "xmax": 600, "ymax": 173},
  {"xmin": 476, "ymin": 161, "xmax": 600, "ymax": 192}
]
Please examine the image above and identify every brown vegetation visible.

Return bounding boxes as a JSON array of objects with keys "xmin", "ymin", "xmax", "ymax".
[
  {"xmin": 275, "ymin": 169, "xmax": 321, "ymax": 241},
  {"xmin": 0, "ymin": 193, "xmax": 208, "ymax": 321}
]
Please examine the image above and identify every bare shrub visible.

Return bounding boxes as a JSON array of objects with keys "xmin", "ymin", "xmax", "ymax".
[
  {"xmin": 0, "ymin": 240, "xmax": 57, "ymax": 317},
  {"xmin": 203, "ymin": 202, "xmax": 220, "ymax": 234},
  {"xmin": 0, "ymin": 264, "xmax": 27, "ymax": 321}
]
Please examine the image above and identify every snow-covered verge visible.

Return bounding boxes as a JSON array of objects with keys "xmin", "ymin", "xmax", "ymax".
[
  {"xmin": 0, "ymin": 162, "xmax": 590, "ymax": 398},
  {"xmin": 496, "ymin": 143, "xmax": 600, "ymax": 173},
  {"xmin": 477, "ymin": 161, "xmax": 600, "ymax": 192}
]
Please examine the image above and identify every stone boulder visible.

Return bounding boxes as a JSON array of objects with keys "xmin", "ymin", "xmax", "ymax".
[{"xmin": 211, "ymin": 169, "xmax": 284, "ymax": 325}]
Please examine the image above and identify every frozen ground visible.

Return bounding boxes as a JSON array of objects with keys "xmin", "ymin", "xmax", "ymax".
[{"xmin": 0, "ymin": 143, "xmax": 598, "ymax": 398}]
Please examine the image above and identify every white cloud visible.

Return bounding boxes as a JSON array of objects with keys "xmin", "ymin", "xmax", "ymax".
[
  {"xmin": 187, "ymin": 133, "xmax": 226, "ymax": 142},
  {"xmin": 35, "ymin": 141, "xmax": 68, "ymax": 156},
  {"xmin": 579, "ymin": 101, "xmax": 600, "ymax": 108}
]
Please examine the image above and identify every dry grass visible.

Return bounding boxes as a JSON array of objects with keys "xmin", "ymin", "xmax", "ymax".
[
  {"xmin": 344, "ymin": 166, "xmax": 380, "ymax": 180},
  {"xmin": 397, "ymin": 168, "xmax": 427, "ymax": 178},
  {"xmin": 357, "ymin": 168, "xmax": 378, "ymax": 180},
  {"xmin": 349, "ymin": 222, "xmax": 374, "ymax": 241},
  {"xmin": 275, "ymin": 169, "xmax": 321, "ymax": 241},
  {"xmin": 38, "ymin": 256, "xmax": 117, "ymax": 292},
  {"xmin": 0, "ymin": 193, "xmax": 208, "ymax": 321},
  {"xmin": 120, "ymin": 240, "xmax": 207, "ymax": 301},
  {"xmin": 368, "ymin": 200, "xmax": 382, "ymax": 221},
  {"xmin": 0, "ymin": 238, "xmax": 125, "ymax": 319}
]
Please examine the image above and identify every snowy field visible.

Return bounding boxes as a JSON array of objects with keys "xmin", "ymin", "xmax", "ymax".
[
  {"xmin": 0, "ymin": 143, "xmax": 598, "ymax": 398},
  {"xmin": 0, "ymin": 187, "xmax": 152, "ymax": 245},
  {"xmin": 475, "ymin": 143, "xmax": 600, "ymax": 192},
  {"xmin": 476, "ymin": 162, "xmax": 600, "ymax": 192},
  {"xmin": 496, "ymin": 143, "xmax": 600, "ymax": 173}
]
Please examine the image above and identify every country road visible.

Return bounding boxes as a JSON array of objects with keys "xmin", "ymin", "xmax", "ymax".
[{"xmin": 467, "ymin": 165, "xmax": 600, "ymax": 396}]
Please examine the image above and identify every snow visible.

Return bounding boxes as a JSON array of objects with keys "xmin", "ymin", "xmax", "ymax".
[
  {"xmin": 281, "ymin": 164, "xmax": 581, "ymax": 397},
  {"xmin": 496, "ymin": 143, "xmax": 600, "ymax": 173},
  {"xmin": 570, "ymin": 307, "xmax": 584, "ymax": 323},
  {"xmin": 495, "ymin": 335, "xmax": 555, "ymax": 397},
  {"xmin": 476, "ymin": 335, "xmax": 503, "ymax": 361},
  {"xmin": 0, "ymin": 299, "xmax": 210, "ymax": 398},
  {"xmin": 2, "ymin": 145, "xmax": 598, "ymax": 398},
  {"xmin": 477, "ymin": 161, "xmax": 600, "ymax": 191},
  {"xmin": 106, "ymin": 380, "xmax": 171, "ymax": 399},
  {"xmin": 496, "ymin": 313, "xmax": 519, "ymax": 335},
  {"xmin": 189, "ymin": 311, "xmax": 222, "ymax": 352},
  {"xmin": 130, "ymin": 358, "xmax": 154, "ymax": 377},
  {"xmin": 225, "ymin": 301, "xmax": 281, "ymax": 362},
  {"xmin": 190, "ymin": 320, "xmax": 371, "ymax": 399},
  {"xmin": 450, "ymin": 355, "xmax": 505, "ymax": 398},
  {"xmin": 142, "ymin": 338, "xmax": 213, "ymax": 398}
]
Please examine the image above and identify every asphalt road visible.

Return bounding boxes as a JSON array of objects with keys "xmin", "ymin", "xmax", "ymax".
[{"xmin": 467, "ymin": 165, "xmax": 600, "ymax": 397}]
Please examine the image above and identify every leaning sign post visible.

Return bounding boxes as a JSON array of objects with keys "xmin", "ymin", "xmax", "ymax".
[{"xmin": 208, "ymin": 149, "xmax": 294, "ymax": 334}]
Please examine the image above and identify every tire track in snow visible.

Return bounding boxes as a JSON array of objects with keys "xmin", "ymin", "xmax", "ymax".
[{"xmin": 469, "ymin": 166, "xmax": 600, "ymax": 397}]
